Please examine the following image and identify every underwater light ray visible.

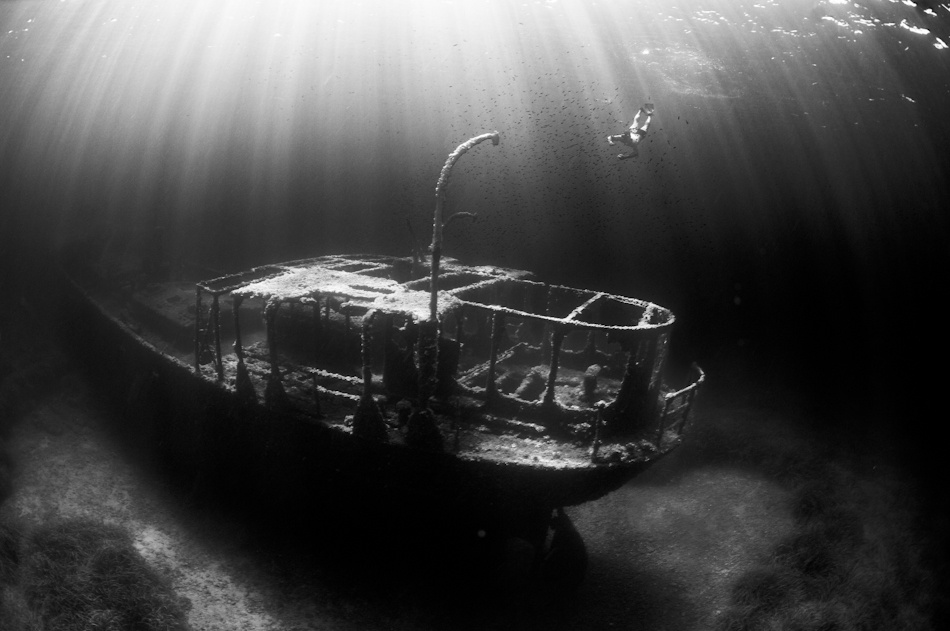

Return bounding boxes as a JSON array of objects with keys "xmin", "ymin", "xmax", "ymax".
[
  {"xmin": 1, "ymin": 0, "xmax": 943, "ymax": 288},
  {"xmin": 3, "ymin": 2, "xmax": 232, "ymax": 238},
  {"xmin": 12, "ymin": 3, "xmax": 157, "ymax": 236}
]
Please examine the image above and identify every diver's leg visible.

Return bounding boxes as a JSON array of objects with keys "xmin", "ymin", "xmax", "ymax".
[{"xmin": 617, "ymin": 145, "xmax": 639, "ymax": 160}]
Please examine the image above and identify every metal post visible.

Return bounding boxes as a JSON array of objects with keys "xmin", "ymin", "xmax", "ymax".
[
  {"xmin": 232, "ymin": 295, "xmax": 244, "ymax": 360},
  {"xmin": 265, "ymin": 300, "xmax": 280, "ymax": 377},
  {"xmin": 264, "ymin": 299, "xmax": 286, "ymax": 406},
  {"xmin": 542, "ymin": 328, "xmax": 565, "ymax": 407},
  {"xmin": 416, "ymin": 318, "xmax": 439, "ymax": 407},
  {"xmin": 193, "ymin": 286, "xmax": 203, "ymax": 373},
  {"xmin": 430, "ymin": 131, "xmax": 500, "ymax": 323},
  {"xmin": 591, "ymin": 402, "xmax": 604, "ymax": 462},
  {"xmin": 455, "ymin": 306, "xmax": 465, "ymax": 345},
  {"xmin": 485, "ymin": 311, "xmax": 505, "ymax": 402},
  {"xmin": 312, "ymin": 300, "xmax": 322, "ymax": 355},
  {"xmin": 354, "ymin": 311, "xmax": 388, "ymax": 442},
  {"xmin": 613, "ymin": 331, "xmax": 661, "ymax": 432},
  {"xmin": 656, "ymin": 396, "xmax": 673, "ymax": 448},
  {"xmin": 540, "ymin": 286, "xmax": 553, "ymax": 358},
  {"xmin": 211, "ymin": 294, "xmax": 223, "ymax": 381},
  {"xmin": 676, "ymin": 389, "xmax": 695, "ymax": 435},
  {"xmin": 360, "ymin": 311, "xmax": 374, "ymax": 398},
  {"xmin": 232, "ymin": 294, "xmax": 255, "ymax": 404}
]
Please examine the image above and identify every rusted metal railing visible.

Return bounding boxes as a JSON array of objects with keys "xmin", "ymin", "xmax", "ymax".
[{"xmin": 655, "ymin": 363, "xmax": 706, "ymax": 448}]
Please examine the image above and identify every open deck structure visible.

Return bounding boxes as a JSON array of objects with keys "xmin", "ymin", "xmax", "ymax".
[{"xmin": 190, "ymin": 252, "xmax": 703, "ymax": 477}]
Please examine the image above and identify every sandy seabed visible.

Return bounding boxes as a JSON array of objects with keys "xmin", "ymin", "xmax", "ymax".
[{"xmin": 0, "ymin": 336, "xmax": 944, "ymax": 630}]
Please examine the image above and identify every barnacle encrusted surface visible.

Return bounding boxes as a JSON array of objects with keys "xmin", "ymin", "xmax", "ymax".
[
  {"xmin": 234, "ymin": 267, "xmax": 399, "ymax": 302},
  {"xmin": 231, "ymin": 264, "xmax": 462, "ymax": 320}
]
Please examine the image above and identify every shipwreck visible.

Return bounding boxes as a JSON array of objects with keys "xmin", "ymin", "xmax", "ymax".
[{"xmin": 59, "ymin": 132, "xmax": 704, "ymax": 588}]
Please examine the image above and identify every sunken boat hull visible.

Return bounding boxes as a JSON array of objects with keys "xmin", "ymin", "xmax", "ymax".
[{"xmin": 59, "ymin": 252, "xmax": 703, "ymax": 537}]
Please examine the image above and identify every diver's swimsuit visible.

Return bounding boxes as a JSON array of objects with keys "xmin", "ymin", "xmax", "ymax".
[{"xmin": 614, "ymin": 128, "xmax": 646, "ymax": 148}]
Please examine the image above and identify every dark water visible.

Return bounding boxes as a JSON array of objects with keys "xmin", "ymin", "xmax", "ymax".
[{"xmin": 1, "ymin": 0, "xmax": 948, "ymax": 625}]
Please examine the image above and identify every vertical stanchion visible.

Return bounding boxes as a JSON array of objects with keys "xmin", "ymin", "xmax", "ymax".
[
  {"xmin": 656, "ymin": 396, "xmax": 672, "ymax": 448},
  {"xmin": 591, "ymin": 402, "xmax": 604, "ymax": 462},
  {"xmin": 542, "ymin": 327, "xmax": 565, "ymax": 407},
  {"xmin": 194, "ymin": 286, "xmax": 203, "ymax": 373},
  {"xmin": 233, "ymin": 295, "xmax": 255, "ymax": 403},
  {"xmin": 211, "ymin": 294, "xmax": 223, "ymax": 381},
  {"xmin": 485, "ymin": 311, "xmax": 505, "ymax": 403}
]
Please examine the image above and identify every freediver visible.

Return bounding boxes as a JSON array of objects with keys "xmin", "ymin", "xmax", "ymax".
[{"xmin": 607, "ymin": 102, "xmax": 654, "ymax": 160}]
